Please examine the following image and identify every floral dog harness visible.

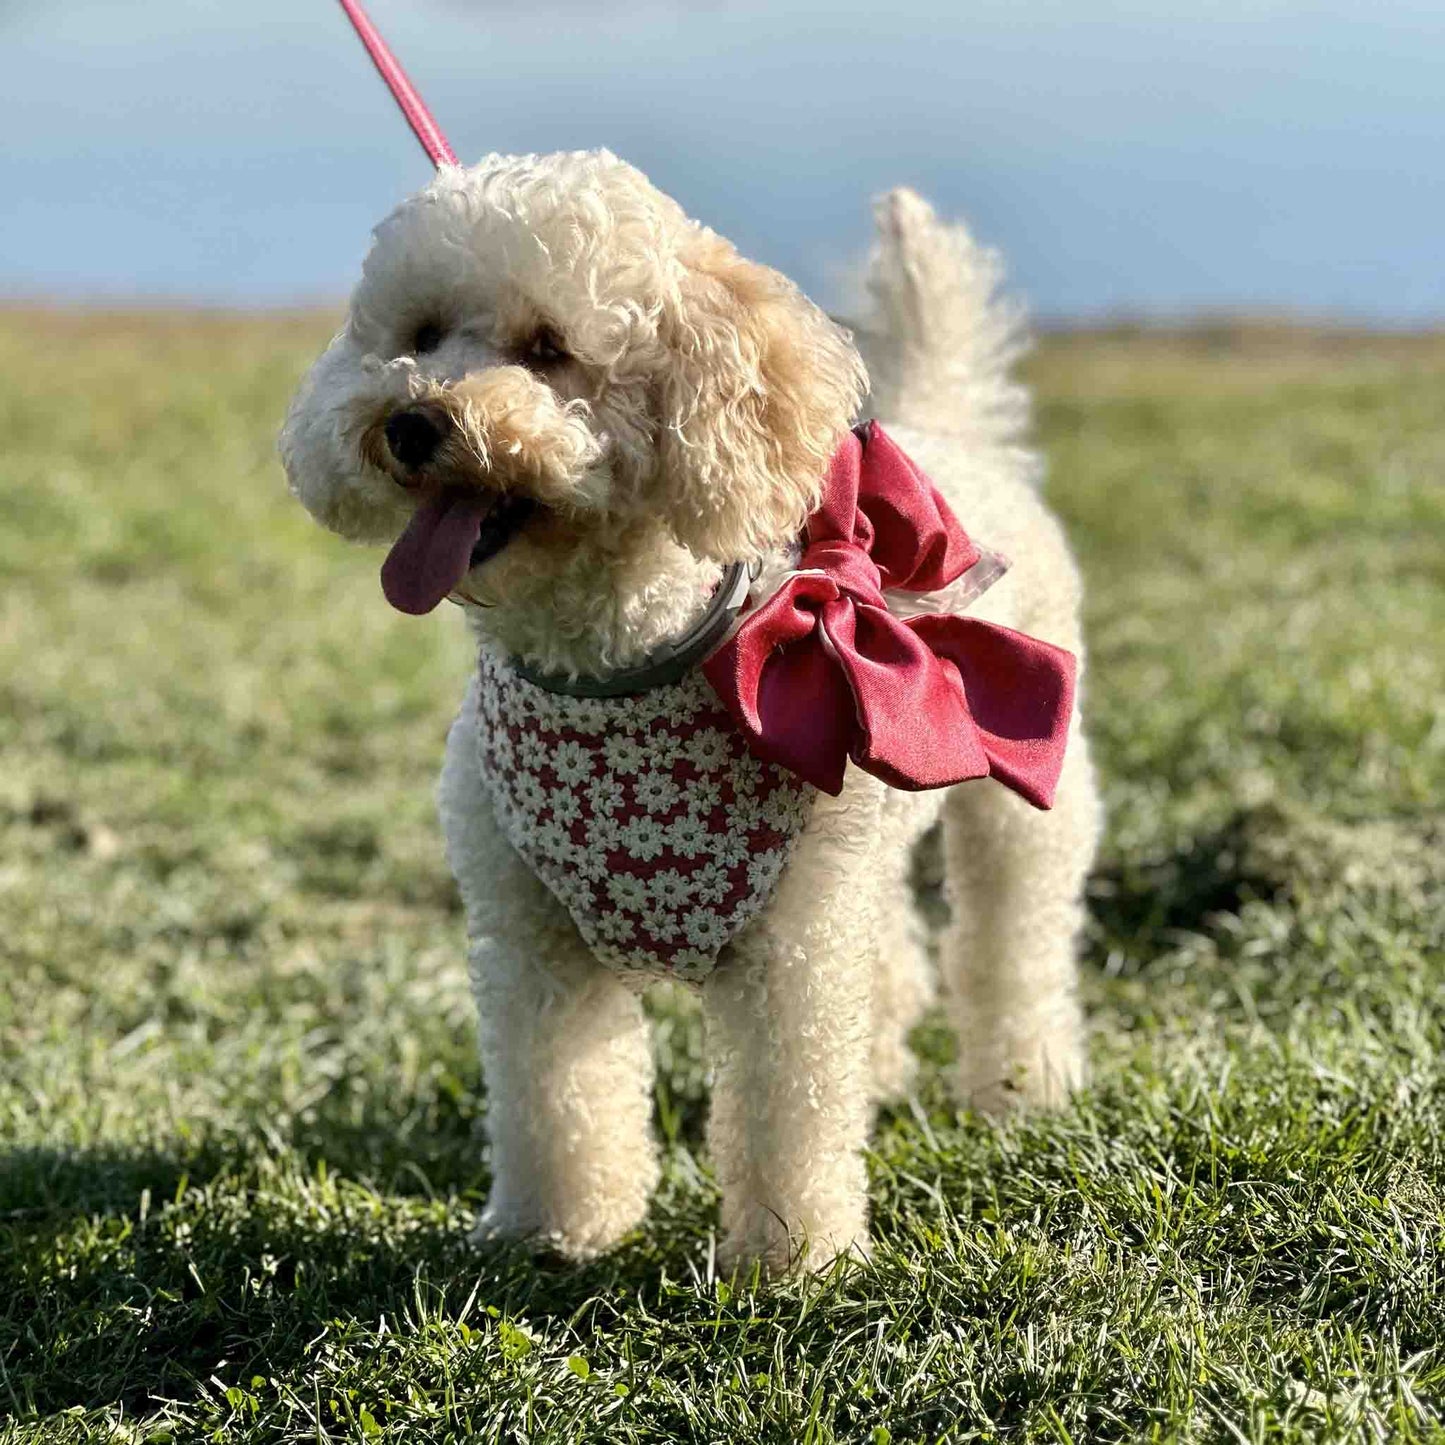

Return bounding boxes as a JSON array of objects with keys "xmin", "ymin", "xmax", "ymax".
[
  {"xmin": 473, "ymin": 644, "xmax": 815, "ymax": 982},
  {"xmin": 468, "ymin": 422, "xmax": 1079, "ymax": 983}
]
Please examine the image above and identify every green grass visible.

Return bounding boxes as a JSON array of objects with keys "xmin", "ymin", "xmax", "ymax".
[{"xmin": 1, "ymin": 308, "xmax": 1443, "ymax": 1443}]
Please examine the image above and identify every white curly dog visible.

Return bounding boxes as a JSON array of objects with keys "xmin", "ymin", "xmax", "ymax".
[{"xmin": 281, "ymin": 150, "xmax": 1099, "ymax": 1274}]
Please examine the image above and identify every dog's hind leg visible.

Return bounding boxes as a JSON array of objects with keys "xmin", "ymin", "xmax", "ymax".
[
  {"xmin": 441, "ymin": 693, "xmax": 658, "ymax": 1258},
  {"xmin": 703, "ymin": 783, "xmax": 882, "ymax": 1275},
  {"xmin": 869, "ymin": 803, "xmax": 939, "ymax": 1102},
  {"xmin": 939, "ymin": 731, "xmax": 1100, "ymax": 1115}
]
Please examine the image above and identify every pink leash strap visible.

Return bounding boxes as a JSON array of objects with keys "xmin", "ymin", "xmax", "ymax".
[{"xmin": 336, "ymin": 0, "xmax": 458, "ymax": 168}]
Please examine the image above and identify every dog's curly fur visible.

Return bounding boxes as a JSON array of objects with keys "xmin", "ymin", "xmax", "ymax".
[{"xmin": 280, "ymin": 150, "xmax": 1100, "ymax": 1273}]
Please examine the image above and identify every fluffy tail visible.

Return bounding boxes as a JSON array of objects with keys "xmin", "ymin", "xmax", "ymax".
[{"xmin": 855, "ymin": 188, "xmax": 1031, "ymax": 454}]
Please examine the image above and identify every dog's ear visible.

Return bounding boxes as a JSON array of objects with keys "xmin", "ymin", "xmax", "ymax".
[{"xmin": 655, "ymin": 230, "xmax": 867, "ymax": 561}]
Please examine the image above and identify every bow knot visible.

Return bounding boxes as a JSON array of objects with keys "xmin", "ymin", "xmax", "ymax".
[
  {"xmin": 798, "ymin": 539, "xmax": 884, "ymax": 605},
  {"xmin": 702, "ymin": 422, "xmax": 1077, "ymax": 807}
]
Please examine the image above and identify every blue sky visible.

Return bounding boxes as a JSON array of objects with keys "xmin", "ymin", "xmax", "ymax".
[{"xmin": 3, "ymin": 0, "xmax": 1443, "ymax": 320}]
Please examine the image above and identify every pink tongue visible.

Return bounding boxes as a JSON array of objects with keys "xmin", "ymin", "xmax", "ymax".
[{"xmin": 381, "ymin": 489, "xmax": 491, "ymax": 615}]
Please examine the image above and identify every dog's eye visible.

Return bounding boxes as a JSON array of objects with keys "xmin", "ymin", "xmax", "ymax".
[
  {"xmin": 412, "ymin": 320, "xmax": 445, "ymax": 356},
  {"xmin": 524, "ymin": 324, "xmax": 569, "ymax": 368}
]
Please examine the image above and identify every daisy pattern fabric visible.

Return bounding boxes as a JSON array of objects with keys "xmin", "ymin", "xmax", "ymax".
[{"xmin": 473, "ymin": 643, "xmax": 816, "ymax": 981}]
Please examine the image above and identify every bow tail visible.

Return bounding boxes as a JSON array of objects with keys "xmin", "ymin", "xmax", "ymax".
[
  {"xmin": 909, "ymin": 614, "xmax": 1077, "ymax": 809},
  {"xmin": 825, "ymin": 603, "xmax": 993, "ymax": 792}
]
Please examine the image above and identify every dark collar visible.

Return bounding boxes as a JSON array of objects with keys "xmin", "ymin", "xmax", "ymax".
[{"xmin": 510, "ymin": 560, "xmax": 755, "ymax": 698}]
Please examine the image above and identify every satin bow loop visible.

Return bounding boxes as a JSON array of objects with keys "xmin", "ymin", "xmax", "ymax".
[{"xmin": 702, "ymin": 422, "xmax": 1077, "ymax": 808}]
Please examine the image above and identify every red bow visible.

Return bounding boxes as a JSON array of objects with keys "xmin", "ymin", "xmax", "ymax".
[{"xmin": 702, "ymin": 422, "xmax": 1076, "ymax": 807}]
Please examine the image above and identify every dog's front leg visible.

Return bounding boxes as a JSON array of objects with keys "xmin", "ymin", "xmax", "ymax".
[
  {"xmin": 467, "ymin": 929, "xmax": 658, "ymax": 1257},
  {"xmin": 703, "ymin": 782, "xmax": 882, "ymax": 1275},
  {"xmin": 441, "ymin": 698, "xmax": 658, "ymax": 1258}
]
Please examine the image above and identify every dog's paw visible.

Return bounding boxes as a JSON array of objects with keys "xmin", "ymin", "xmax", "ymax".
[
  {"xmin": 468, "ymin": 1193, "xmax": 649, "ymax": 1261},
  {"xmin": 717, "ymin": 1209, "xmax": 871, "ymax": 1281},
  {"xmin": 468, "ymin": 1202, "xmax": 543, "ymax": 1251},
  {"xmin": 955, "ymin": 997, "xmax": 1086, "ymax": 1118},
  {"xmin": 718, "ymin": 1234, "xmax": 870, "ymax": 1282},
  {"xmin": 957, "ymin": 1036, "xmax": 1085, "ymax": 1117}
]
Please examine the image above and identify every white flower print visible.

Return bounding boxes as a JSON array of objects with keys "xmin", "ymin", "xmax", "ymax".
[
  {"xmin": 638, "ymin": 904, "xmax": 681, "ymax": 944},
  {"xmin": 546, "ymin": 866, "xmax": 596, "ymax": 916},
  {"xmin": 551, "ymin": 739, "xmax": 593, "ymax": 786},
  {"xmin": 591, "ymin": 940, "xmax": 635, "ymax": 972},
  {"xmin": 730, "ymin": 789, "xmax": 764, "ymax": 830},
  {"xmin": 692, "ymin": 860, "xmax": 731, "ymax": 906},
  {"xmin": 491, "ymin": 732, "xmax": 516, "ymax": 775},
  {"xmin": 595, "ymin": 910, "xmax": 637, "ymax": 944},
  {"xmin": 762, "ymin": 784, "xmax": 812, "ymax": 831},
  {"xmin": 521, "ymin": 688, "xmax": 556, "ymax": 728},
  {"xmin": 620, "ymin": 815, "xmax": 668, "ymax": 862},
  {"xmin": 642, "ymin": 728, "xmax": 682, "ymax": 768},
  {"xmin": 499, "ymin": 798, "xmax": 540, "ymax": 849},
  {"xmin": 606, "ymin": 873, "xmax": 650, "ymax": 911},
  {"xmin": 713, "ymin": 828, "xmax": 752, "ymax": 868},
  {"xmin": 515, "ymin": 773, "xmax": 548, "ymax": 816},
  {"xmin": 566, "ymin": 696, "xmax": 610, "ymax": 734},
  {"xmin": 609, "ymin": 691, "xmax": 652, "ymax": 730},
  {"xmin": 602, "ymin": 733, "xmax": 648, "ymax": 775},
  {"xmin": 747, "ymin": 849, "xmax": 787, "ymax": 896},
  {"xmin": 685, "ymin": 777, "xmax": 723, "ymax": 816},
  {"xmin": 682, "ymin": 908, "xmax": 730, "ymax": 952},
  {"xmin": 535, "ymin": 820, "xmax": 572, "ymax": 864},
  {"xmin": 647, "ymin": 869, "xmax": 693, "ymax": 908},
  {"xmin": 683, "ymin": 728, "xmax": 732, "ymax": 773},
  {"xmin": 540, "ymin": 692, "xmax": 581, "ymax": 733},
  {"xmin": 574, "ymin": 846, "xmax": 612, "ymax": 883},
  {"xmin": 588, "ymin": 775, "xmax": 626, "ymax": 816},
  {"xmin": 511, "ymin": 685, "xmax": 544, "ymax": 722},
  {"xmin": 732, "ymin": 751, "xmax": 765, "ymax": 795},
  {"xmin": 517, "ymin": 732, "xmax": 551, "ymax": 772},
  {"xmin": 549, "ymin": 787, "xmax": 583, "ymax": 827},
  {"xmin": 634, "ymin": 769, "xmax": 681, "ymax": 816},
  {"xmin": 666, "ymin": 814, "xmax": 710, "ymax": 859},
  {"xmin": 662, "ymin": 687, "xmax": 703, "ymax": 730},
  {"xmin": 671, "ymin": 950, "xmax": 715, "ymax": 983}
]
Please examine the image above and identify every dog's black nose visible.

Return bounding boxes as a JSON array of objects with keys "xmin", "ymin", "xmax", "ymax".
[{"xmin": 384, "ymin": 408, "xmax": 444, "ymax": 470}]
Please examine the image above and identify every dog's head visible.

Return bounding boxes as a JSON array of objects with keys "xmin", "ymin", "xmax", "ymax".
[{"xmin": 280, "ymin": 150, "xmax": 866, "ymax": 614}]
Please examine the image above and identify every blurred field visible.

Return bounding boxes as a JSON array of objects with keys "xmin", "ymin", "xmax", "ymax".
[{"xmin": 1, "ymin": 307, "xmax": 1443, "ymax": 1442}]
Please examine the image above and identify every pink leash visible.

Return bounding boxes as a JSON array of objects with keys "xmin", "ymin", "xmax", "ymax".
[{"xmin": 336, "ymin": 0, "xmax": 458, "ymax": 168}]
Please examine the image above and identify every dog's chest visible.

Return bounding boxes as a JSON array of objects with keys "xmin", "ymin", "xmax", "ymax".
[{"xmin": 472, "ymin": 645, "xmax": 816, "ymax": 981}]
